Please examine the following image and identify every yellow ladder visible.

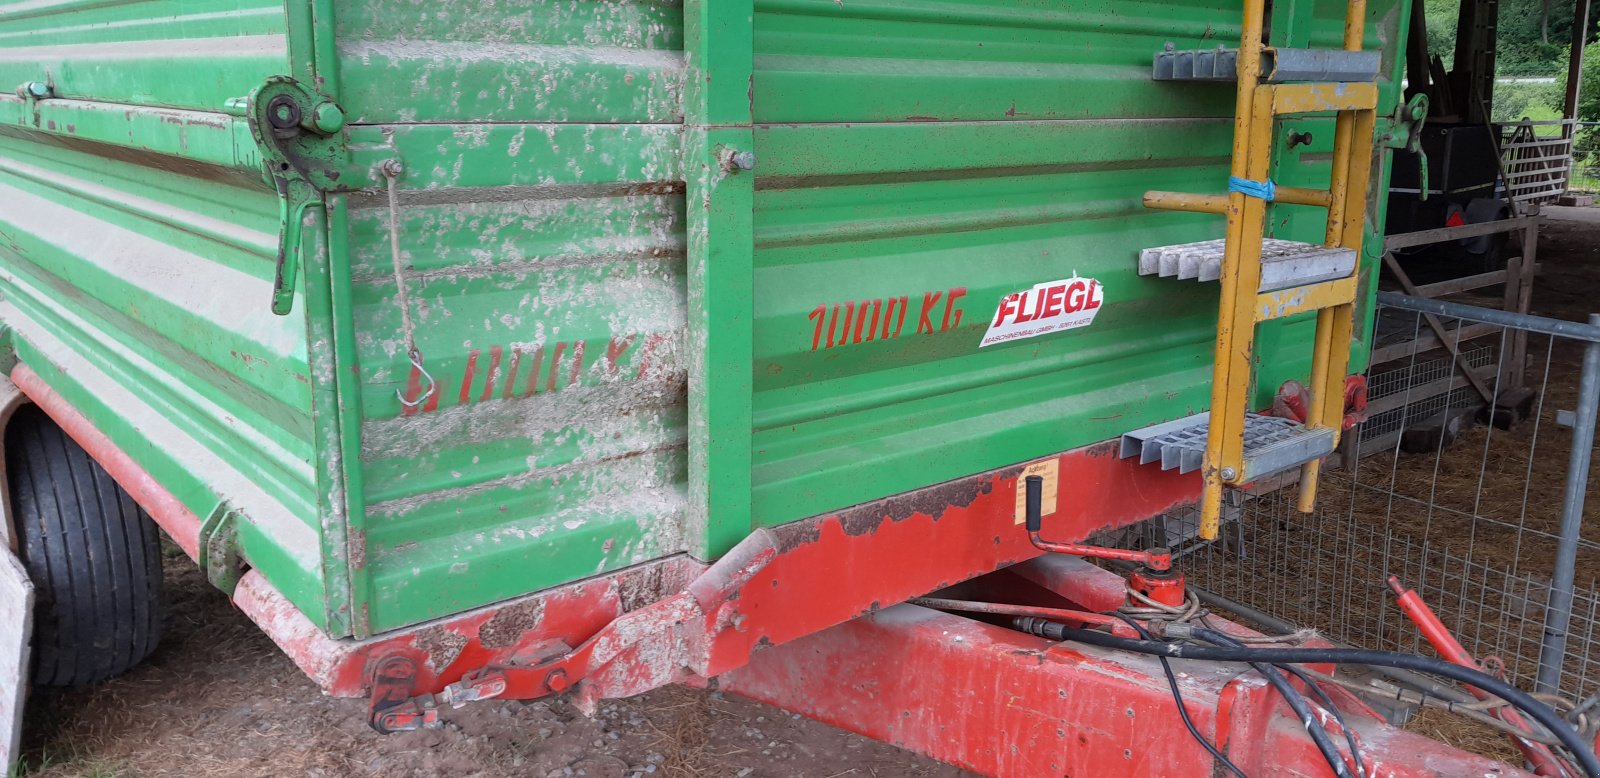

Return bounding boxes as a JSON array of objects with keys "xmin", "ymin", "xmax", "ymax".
[{"xmin": 1143, "ymin": 0, "xmax": 1378, "ymax": 539}]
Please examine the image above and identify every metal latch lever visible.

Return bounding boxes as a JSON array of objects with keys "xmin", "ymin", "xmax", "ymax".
[{"xmin": 1022, "ymin": 475, "xmax": 1173, "ymax": 571}]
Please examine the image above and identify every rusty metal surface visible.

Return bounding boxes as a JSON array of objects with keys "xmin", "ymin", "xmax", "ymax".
[{"xmin": 227, "ymin": 441, "xmax": 1197, "ymax": 700}]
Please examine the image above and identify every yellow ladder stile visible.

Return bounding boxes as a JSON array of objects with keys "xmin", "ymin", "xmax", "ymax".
[
  {"xmin": 1298, "ymin": 0, "xmax": 1371, "ymax": 513},
  {"xmin": 1197, "ymin": 0, "xmax": 1270, "ymax": 541},
  {"xmin": 1151, "ymin": 0, "xmax": 1381, "ymax": 540}
]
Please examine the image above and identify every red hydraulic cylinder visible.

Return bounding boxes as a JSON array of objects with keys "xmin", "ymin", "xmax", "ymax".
[{"xmin": 1388, "ymin": 575, "xmax": 1567, "ymax": 777}]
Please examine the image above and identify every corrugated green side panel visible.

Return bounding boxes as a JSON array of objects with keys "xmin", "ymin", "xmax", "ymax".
[
  {"xmin": 742, "ymin": 0, "xmax": 1408, "ymax": 527},
  {"xmin": 0, "ymin": 0, "xmax": 329, "ymax": 625},
  {"xmin": 0, "ymin": 0, "xmax": 286, "ymax": 112},
  {"xmin": 335, "ymin": 0, "xmax": 692, "ymax": 629}
]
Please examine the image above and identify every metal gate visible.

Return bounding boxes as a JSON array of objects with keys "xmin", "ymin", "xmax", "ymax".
[{"xmin": 1180, "ymin": 293, "xmax": 1600, "ymax": 700}]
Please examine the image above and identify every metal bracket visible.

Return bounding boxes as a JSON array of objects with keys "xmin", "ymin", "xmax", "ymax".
[
  {"xmin": 196, "ymin": 503, "xmax": 244, "ymax": 595},
  {"xmin": 1379, "ymin": 93, "xmax": 1430, "ymax": 200},
  {"xmin": 367, "ymin": 655, "xmax": 440, "ymax": 734},
  {"xmin": 243, "ymin": 76, "xmax": 346, "ymax": 316}
]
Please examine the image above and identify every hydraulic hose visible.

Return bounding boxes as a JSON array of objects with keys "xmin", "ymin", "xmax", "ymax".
[
  {"xmin": 1019, "ymin": 619, "xmax": 1600, "ymax": 778},
  {"xmin": 1195, "ymin": 627, "xmax": 1357, "ymax": 778}
]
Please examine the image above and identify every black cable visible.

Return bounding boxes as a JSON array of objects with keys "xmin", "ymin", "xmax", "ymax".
[
  {"xmin": 1189, "ymin": 628, "xmax": 1354, "ymax": 778},
  {"xmin": 1281, "ymin": 663, "xmax": 1368, "ymax": 775},
  {"xmin": 1019, "ymin": 619, "xmax": 1600, "ymax": 778},
  {"xmin": 1194, "ymin": 615, "xmax": 1367, "ymax": 774},
  {"xmin": 1107, "ymin": 613, "xmax": 1249, "ymax": 778}
]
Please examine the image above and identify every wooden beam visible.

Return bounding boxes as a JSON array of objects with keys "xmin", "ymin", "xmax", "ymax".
[
  {"xmin": 1564, "ymin": 0, "xmax": 1594, "ymax": 142},
  {"xmin": 1380, "ymin": 252, "xmax": 1498, "ymax": 404},
  {"xmin": 1383, "ymin": 217, "xmax": 1538, "ymax": 250},
  {"xmin": 1412, "ymin": 267, "xmax": 1511, "ymax": 298},
  {"xmin": 1371, "ymin": 322, "xmax": 1501, "ymax": 364}
]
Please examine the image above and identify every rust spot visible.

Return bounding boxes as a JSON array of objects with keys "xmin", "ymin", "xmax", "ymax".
[
  {"xmin": 615, "ymin": 564, "xmax": 670, "ymax": 613},
  {"xmin": 865, "ymin": 473, "xmax": 1002, "ymax": 527},
  {"xmin": 413, "ymin": 626, "xmax": 469, "ymax": 674},
  {"xmin": 46, "ymin": 120, "xmax": 55, "ymax": 131},
  {"xmin": 478, "ymin": 599, "xmax": 546, "ymax": 648},
  {"xmin": 773, "ymin": 471, "xmax": 1008, "ymax": 551},
  {"xmin": 903, "ymin": 115, "xmax": 940, "ymax": 122},
  {"xmin": 1081, "ymin": 440, "xmax": 1120, "ymax": 459},
  {"xmin": 348, "ymin": 528, "xmax": 367, "ymax": 570}
]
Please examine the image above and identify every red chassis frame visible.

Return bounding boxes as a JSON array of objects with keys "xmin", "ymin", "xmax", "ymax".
[{"xmin": 14, "ymin": 362, "xmax": 1533, "ymax": 777}]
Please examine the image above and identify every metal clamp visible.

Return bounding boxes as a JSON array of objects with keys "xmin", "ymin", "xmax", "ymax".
[
  {"xmin": 1379, "ymin": 93, "xmax": 1430, "ymax": 200},
  {"xmin": 195, "ymin": 503, "xmax": 244, "ymax": 595}
]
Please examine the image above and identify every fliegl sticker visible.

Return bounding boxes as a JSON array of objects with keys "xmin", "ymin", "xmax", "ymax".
[{"xmin": 979, "ymin": 277, "xmax": 1104, "ymax": 348}]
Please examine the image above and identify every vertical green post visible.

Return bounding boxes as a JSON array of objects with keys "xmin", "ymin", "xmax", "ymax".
[
  {"xmin": 682, "ymin": 0, "xmax": 755, "ymax": 558},
  {"xmin": 285, "ymin": 0, "xmax": 367, "ymax": 636}
]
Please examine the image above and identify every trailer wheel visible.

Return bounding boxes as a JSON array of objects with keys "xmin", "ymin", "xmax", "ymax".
[{"xmin": 6, "ymin": 405, "xmax": 162, "ymax": 687}]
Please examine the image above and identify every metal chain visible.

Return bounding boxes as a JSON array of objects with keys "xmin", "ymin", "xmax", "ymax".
[{"xmin": 380, "ymin": 159, "xmax": 435, "ymax": 409}]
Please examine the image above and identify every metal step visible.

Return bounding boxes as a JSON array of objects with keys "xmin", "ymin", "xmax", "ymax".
[
  {"xmin": 1137, "ymin": 239, "xmax": 1355, "ymax": 292},
  {"xmin": 1153, "ymin": 45, "xmax": 1381, "ymax": 83},
  {"xmin": 1119, "ymin": 412, "xmax": 1337, "ymax": 482}
]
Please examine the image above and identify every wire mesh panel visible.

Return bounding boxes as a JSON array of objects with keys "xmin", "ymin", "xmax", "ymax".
[{"xmin": 1176, "ymin": 298, "xmax": 1600, "ymax": 700}]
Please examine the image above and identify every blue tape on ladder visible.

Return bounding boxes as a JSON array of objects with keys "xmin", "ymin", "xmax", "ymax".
[{"xmin": 1228, "ymin": 176, "xmax": 1276, "ymax": 201}]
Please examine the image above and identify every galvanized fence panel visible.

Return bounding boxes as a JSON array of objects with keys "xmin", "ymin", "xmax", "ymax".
[{"xmin": 1168, "ymin": 293, "xmax": 1600, "ymax": 700}]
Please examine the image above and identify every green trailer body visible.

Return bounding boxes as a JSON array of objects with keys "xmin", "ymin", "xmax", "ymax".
[{"xmin": 0, "ymin": 0, "xmax": 1410, "ymax": 641}]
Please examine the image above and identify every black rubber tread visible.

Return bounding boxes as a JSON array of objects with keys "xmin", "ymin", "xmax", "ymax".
[{"xmin": 7, "ymin": 404, "xmax": 162, "ymax": 687}]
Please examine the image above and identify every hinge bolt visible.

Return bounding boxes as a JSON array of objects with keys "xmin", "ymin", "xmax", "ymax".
[
  {"xmin": 18, "ymin": 81, "xmax": 50, "ymax": 99},
  {"xmin": 311, "ymin": 102, "xmax": 345, "ymax": 134},
  {"xmin": 1219, "ymin": 466, "xmax": 1237, "ymax": 481}
]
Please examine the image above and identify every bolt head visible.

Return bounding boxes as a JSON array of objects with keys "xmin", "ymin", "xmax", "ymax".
[
  {"xmin": 730, "ymin": 150, "xmax": 756, "ymax": 171},
  {"xmin": 21, "ymin": 81, "xmax": 50, "ymax": 99},
  {"xmin": 1219, "ymin": 466, "xmax": 1237, "ymax": 481}
]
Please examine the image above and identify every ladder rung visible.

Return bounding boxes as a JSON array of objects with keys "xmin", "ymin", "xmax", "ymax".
[
  {"xmin": 1144, "ymin": 186, "xmax": 1334, "ymax": 214},
  {"xmin": 1255, "ymin": 276, "xmax": 1357, "ymax": 321},
  {"xmin": 1139, "ymin": 240, "xmax": 1354, "ymax": 290},
  {"xmin": 1152, "ymin": 47, "xmax": 1381, "ymax": 84},
  {"xmin": 1119, "ymin": 412, "xmax": 1337, "ymax": 482},
  {"xmin": 1266, "ymin": 82, "xmax": 1377, "ymax": 114},
  {"xmin": 1264, "ymin": 48, "xmax": 1381, "ymax": 83}
]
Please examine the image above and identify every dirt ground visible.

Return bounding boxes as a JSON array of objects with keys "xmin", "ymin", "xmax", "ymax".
[{"xmin": 16, "ymin": 557, "xmax": 973, "ymax": 778}]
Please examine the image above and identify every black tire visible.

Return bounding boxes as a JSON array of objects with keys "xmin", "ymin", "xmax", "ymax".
[{"xmin": 7, "ymin": 404, "xmax": 162, "ymax": 687}]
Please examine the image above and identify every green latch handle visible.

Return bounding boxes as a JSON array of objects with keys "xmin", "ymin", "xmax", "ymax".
[
  {"xmin": 270, "ymin": 175, "xmax": 314, "ymax": 315},
  {"xmin": 1380, "ymin": 93, "xmax": 1430, "ymax": 202},
  {"xmin": 244, "ymin": 77, "xmax": 346, "ymax": 316}
]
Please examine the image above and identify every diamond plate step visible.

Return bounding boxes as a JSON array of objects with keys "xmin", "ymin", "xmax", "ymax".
[
  {"xmin": 1137, "ymin": 239, "xmax": 1355, "ymax": 292},
  {"xmin": 1119, "ymin": 412, "xmax": 1337, "ymax": 482},
  {"xmin": 1153, "ymin": 46, "xmax": 1381, "ymax": 83}
]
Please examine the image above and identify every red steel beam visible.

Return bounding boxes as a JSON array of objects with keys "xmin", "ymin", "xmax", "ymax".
[{"xmin": 720, "ymin": 603, "xmax": 1535, "ymax": 777}]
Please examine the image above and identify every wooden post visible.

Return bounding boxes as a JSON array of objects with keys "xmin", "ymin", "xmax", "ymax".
[{"xmin": 1563, "ymin": 0, "xmax": 1593, "ymax": 143}]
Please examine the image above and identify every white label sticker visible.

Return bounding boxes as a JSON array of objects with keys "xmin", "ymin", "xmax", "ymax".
[{"xmin": 980, "ymin": 277, "xmax": 1104, "ymax": 347}]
